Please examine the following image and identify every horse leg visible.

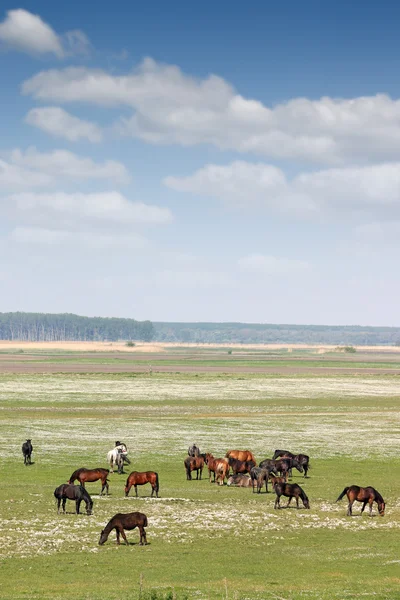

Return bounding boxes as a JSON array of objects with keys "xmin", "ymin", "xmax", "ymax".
[
  {"xmin": 274, "ymin": 494, "xmax": 280, "ymax": 509},
  {"xmin": 369, "ymin": 499, "xmax": 374, "ymax": 516},
  {"xmin": 287, "ymin": 496, "xmax": 292, "ymax": 508},
  {"xmin": 135, "ymin": 485, "xmax": 138, "ymax": 497},
  {"xmin": 304, "ymin": 465, "xmax": 308, "ymax": 478},
  {"xmin": 347, "ymin": 500, "xmax": 354, "ymax": 516},
  {"xmin": 62, "ymin": 498, "xmax": 67, "ymax": 513},
  {"xmin": 57, "ymin": 498, "xmax": 61, "ymax": 513},
  {"xmin": 361, "ymin": 501, "xmax": 367, "ymax": 514},
  {"xmin": 200, "ymin": 466, "xmax": 203, "ymax": 480},
  {"xmin": 76, "ymin": 499, "xmax": 81, "ymax": 514},
  {"xmin": 120, "ymin": 529, "xmax": 129, "ymax": 545},
  {"xmin": 139, "ymin": 525, "xmax": 147, "ymax": 545},
  {"xmin": 116, "ymin": 529, "xmax": 121, "ymax": 545}
]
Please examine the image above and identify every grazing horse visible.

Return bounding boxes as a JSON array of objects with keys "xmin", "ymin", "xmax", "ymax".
[
  {"xmin": 336, "ymin": 486, "xmax": 385, "ymax": 516},
  {"xmin": 54, "ymin": 484, "xmax": 93, "ymax": 515},
  {"xmin": 273, "ymin": 482, "xmax": 310, "ymax": 509},
  {"xmin": 228, "ymin": 457, "xmax": 256, "ymax": 475},
  {"xmin": 227, "ymin": 474, "xmax": 253, "ymax": 487},
  {"xmin": 68, "ymin": 468, "xmax": 110, "ymax": 495},
  {"xmin": 259, "ymin": 458, "xmax": 303, "ymax": 482},
  {"xmin": 225, "ymin": 449, "xmax": 256, "ymax": 463},
  {"xmin": 188, "ymin": 444, "xmax": 201, "ymax": 457},
  {"xmin": 205, "ymin": 453, "xmax": 229, "ymax": 485},
  {"xmin": 184, "ymin": 455, "xmax": 205, "ymax": 480},
  {"xmin": 99, "ymin": 512, "xmax": 148, "ymax": 546},
  {"xmin": 273, "ymin": 450, "xmax": 311, "ymax": 478},
  {"xmin": 125, "ymin": 471, "xmax": 159, "ymax": 498},
  {"xmin": 22, "ymin": 439, "xmax": 33, "ymax": 465}
]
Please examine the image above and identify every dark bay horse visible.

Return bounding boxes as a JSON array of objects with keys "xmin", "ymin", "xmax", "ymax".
[
  {"xmin": 336, "ymin": 485, "xmax": 385, "ymax": 516},
  {"xmin": 259, "ymin": 458, "xmax": 303, "ymax": 482},
  {"xmin": 273, "ymin": 482, "xmax": 310, "ymax": 509},
  {"xmin": 184, "ymin": 455, "xmax": 205, "ymax": 480},
  {"xmin": 68, "ymin": 468, "xmax": 109, "ymax": 495},
  {"xmin": 54, "ymin": 484, "xmax": 93, "ymax": 515},
  {"xmin": 99, "ymin": 512, "xmax": 148, "ymax": 546},
  {"xmin": 125, "ymin": 471, "xmax": 159, "ymax": 498},
  {"xmin": 205, "ymin": 454, "xmax": 229, "ymax": 485},
  {"xmin": 22, "ymin": 440, "xmax": 33, "ymax": 465},
  {"xmin": 273, "ymin": 449, "xmax": 311, "ymax": 477},
  {"xmin": 226, "ymin": 449, "xmax": 256, "ymax": 463},
  {"xmin": 228, "ymin": 457, "xmax": 256, "ymax": 475}
]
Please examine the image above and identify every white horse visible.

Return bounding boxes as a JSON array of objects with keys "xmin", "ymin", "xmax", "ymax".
[{"xmin": 107, "ymin": 444, "xmax": 129, "ymax": 473}]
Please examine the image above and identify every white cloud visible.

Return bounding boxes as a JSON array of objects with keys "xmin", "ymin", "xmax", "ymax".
[
  {"xmin": 0, "ymin": 9, "xmax": 90, "ymax": 58},
  {"xmin": 26, "ymin": 107, "xmax": 102, "ymax": 143},
  {"xmin": 238, "ymin": 254, "xmax": 310, "ymax": 275},
  {"xmin": 10, "ymin": 226, "xmax": 149, "ymax": 249},
  {"xmin": 0, "ymin": 158, "xmax": 52, "ymax": 191},
  {"xmin": 9, "ymin": 147, "xmax": 129, "ymax": 183},
  {"xmin": 20, "ymin": 58, "xmax": 400, "ymax": 164},
  {"xmin": 3, "ymin": 192, "xmax": 172, "ymax": 229},
  {"xmin": 164, "ymin": 160, "xmax": 400, "ymax": 219}
]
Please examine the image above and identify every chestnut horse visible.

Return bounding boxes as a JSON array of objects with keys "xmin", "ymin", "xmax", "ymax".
[
  {"xmin": 184, "ymin": 455, "xmax": 204, "ymax": 480},
  {"xmin": 225, "ymin": 449, "xmax": 256, "ymax": 463},
  {"xmin": 228, "ymin": 457, "xmax": 256, "ymax": 475},
  {"xmin": 205, "ymin": 453, "xmax": 229, "ymax": 485},
  {"xmin": 68, "ymin": 468, "xmax": 109, "ymax": 496},
  {"xmin": 336, "ymin": 485, "xmax": 385, "ymax": 516},
  {"xmin": 125, "ymin": 471, "xmax": 159, "ymax": 498},
  {"xmin": 99, "ymin": 512, "xmax": 148, "ymax": 545},
  {"xmin": 274, "ymin": 482, "xmax": 310, "ymax": 509}
]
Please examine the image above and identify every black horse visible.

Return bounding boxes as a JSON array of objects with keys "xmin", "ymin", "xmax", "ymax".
[
  {"xmin": 273, "ymin": 482, "xmax": 310, "ymax": 509},
  {"xmin": 54, "ymin": 484, "xmax": 93, "ymax": 515},
  {"xmin": 22, "ymin": 439, "xmax": 33, "ymax": 465},
  {"xmin": 273, "ymin": 449, "xmax": 310, "ymax": 477}
]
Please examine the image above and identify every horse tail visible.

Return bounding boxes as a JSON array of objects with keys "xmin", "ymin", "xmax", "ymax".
[
  {"xmin": 143, "ymin": 514, "xmax": 148, "ymax": 528},
  {"xmin": 336, "ymin": 487, "xmax": 349, "ymax": 502},
  {"xmin": 155, "ymin": 472, "xmax": 159, "ymax": 492}
]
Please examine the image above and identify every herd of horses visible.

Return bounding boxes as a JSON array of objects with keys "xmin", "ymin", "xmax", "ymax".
[
  {"xmin": 20, "ymin": 438, "xmax": 386, "ymax": 547},
  {"xmin": 186, "ymin": 444, "xmax": 385, "ymax": 515}
]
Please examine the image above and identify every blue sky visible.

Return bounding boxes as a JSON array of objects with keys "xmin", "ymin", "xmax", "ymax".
[{"xmin": 1, "ymin": 1, "xmax": 400, "ymax": 325}]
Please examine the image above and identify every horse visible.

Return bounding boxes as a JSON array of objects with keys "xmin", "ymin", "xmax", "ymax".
[
  {"xmin": 273, "ymin": 450, "xmax": 311, "ymax": 478},
  {"xmin": 273, "ymin": 482, "xmax": 310, "ymax": 509},
  {"xmin": 250, "ymin": 466, "xmax": 277, "ymax": 493},
  {"xmin": 205, "ymin": 453, "xmax": 230, "ymax": 485},
  {"xmin": 107, "ymin": 448, "xmax": 125, "ymax": 474},
  {"xmin": 125, "ymin": 471, "xmax": 159, "ymax": 498},
  {"xmin": 336, "ymin": 485, "xmax": 385, "ymax": 516},
  {"xmin": 22, "ymin": 439, "xmax": 33, "ymax": 465},
  {"xmin": 54, "ymin": 484, "xmax": 93, "ymax": 515},
  {"xmin": 184, "ymin": 455, "xmax": 205, "ymax": 480},
  {"xmin": 259, "ymin": 458, "xmax": 303, "ymax": 482},
  {"xmin": 228, "ymin": 457, "xmax": 256, "ymax": 475},
  {"xmin": 227, "ymin": 474, "xmax": 253, "ymax": 487},
  {"xmin": 68, "ymin": 468, "xmax": 110, "ymax": 495},
  {"xmin": 225, "ymin": 449, "xmax": 256, "ymax": 463},
  {"xmin": 188, "ymin": 444, "xmax": 201, "ymax": 457},
  {"xmin": 99, "ymin": 512, "xmax": 148, "ymax": 546}
]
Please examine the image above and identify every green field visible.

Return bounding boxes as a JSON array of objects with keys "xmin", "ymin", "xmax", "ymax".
[{"xmin": 0, "ymin": 355, "xmax": 400, "ymax": 599}]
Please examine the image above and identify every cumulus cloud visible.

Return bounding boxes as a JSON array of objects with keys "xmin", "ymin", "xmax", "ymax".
[
  {"xmin": 164, "ymin": 160, "xmax": 400, "ymax": 219},
  {"xmin": 9, "ymin": 147, "xmax": 129, "ymax": 183},
  {"xmin": 238, "ymin": 254, "xmax": 310, "ymax": 275},
  {"xmin": 0, "ymin": 9, "xmax": 90, "ymax": 58},
  {"xmin": 26, "ymin": 107, "xmax": 102, "ymax": 142},
  {"xmin": 20, "ymin": 58, "xmax": 400, "ymax": 164},
  {"xmin": 3, "ymin": 192, "xmax": 172, "ymax": 229}
]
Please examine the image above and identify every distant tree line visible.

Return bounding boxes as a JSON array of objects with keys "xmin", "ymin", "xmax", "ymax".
[
  {"xmin": 152, "ymin": 322, "xmax": 400, "ymax": 346},
  {"xmin": 0, "ymin": 312, "xmax": 154, "ymax": 342}
]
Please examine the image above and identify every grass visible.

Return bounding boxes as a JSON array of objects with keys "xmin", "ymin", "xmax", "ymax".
[{"xmin": 0, "ymin": 356, "xmax": 399, "ymax": 599}]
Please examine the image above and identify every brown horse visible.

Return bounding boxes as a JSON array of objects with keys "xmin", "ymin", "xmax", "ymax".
[
  {"xmin": 273, "ymin": 449, "xmax": 311, "ymax": 478},
  {"xmin": 184, "ymin": 456, "xmax": 204, "ymax": 480},
  {"xmin": 205, "ymin": 453, "xmax": 229, "ymax": 485},
  {"xmin": 228, "ymin": 457, "xmax": 256, "ymax": 475},
  {"xmin": 125, "ymin": 471, "xmax": 159, "ymax": 498},
  {"xmin": 336, "ymin": 486, "xmax": 385, "ymax": 516},
  {"xmin": 68, "ymin": 468, "xmax": 109, "ymax": 495},
  {"xmin": 99, "ymin": 512, "xmax": 148, "ymax": 545},
  {"xmin": 54, "ymin": 484, "xmax": 93, "ymax": 515},
  {"xmin": 226, "ymin": 449, "xmax": 256, "ymax": 463},
  {"xmin": 274, "ymin": 482, "xmax": 310, "ymax": 509},
  {"xmin": 227, "ymin": 474, "xmax": 253, "ymax": 487}
]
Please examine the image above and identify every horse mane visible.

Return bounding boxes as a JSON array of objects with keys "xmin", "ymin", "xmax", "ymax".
[{"xmin": 373, "ymin": 488, "xmax": 384, "ymax": 504}]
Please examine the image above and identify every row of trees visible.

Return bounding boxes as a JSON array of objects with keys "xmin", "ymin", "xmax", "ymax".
[
  {"xmin": 0, "ymin": 312, "xmax": 154, "ymax": 342},
  {"xmin": 153, "ymin": 322, "xmax": 400, "ymax": 345}
]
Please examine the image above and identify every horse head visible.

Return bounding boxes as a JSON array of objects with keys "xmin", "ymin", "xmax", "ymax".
[
  {"xmin": 99, "ymin": 530, "xmax": 107, "ymax": 545},
  {"xmin": 205, "ymin": 453, "xmax": 213, "ymax": 464}
]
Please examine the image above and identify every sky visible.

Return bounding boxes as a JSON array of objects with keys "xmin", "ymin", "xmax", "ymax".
[{"xmin": 1, "ymin": 1, "xmax": 400, "ymax": 325}]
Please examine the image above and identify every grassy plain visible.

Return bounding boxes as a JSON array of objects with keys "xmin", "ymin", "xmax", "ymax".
[{"xmin": 0, "ymin": 348, "xmax": 399, "ymax": 599}]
